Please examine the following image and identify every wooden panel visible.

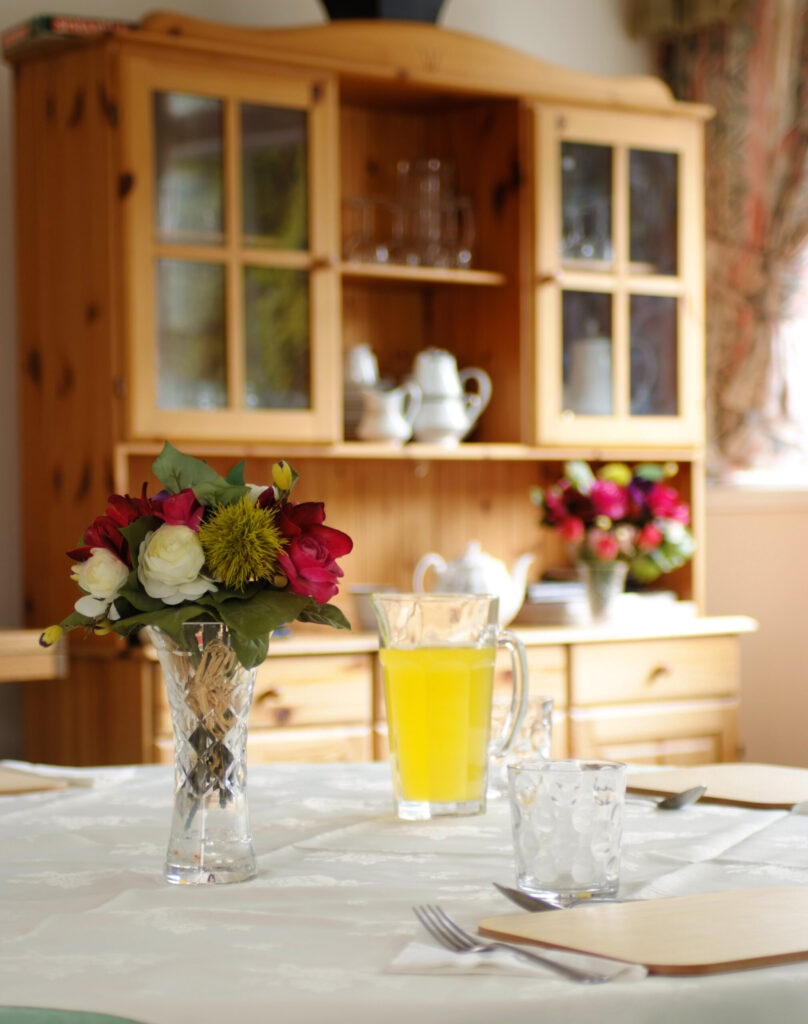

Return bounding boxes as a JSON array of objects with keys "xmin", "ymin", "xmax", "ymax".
[
  {"xmin": 153, "ymin": 725, "xmax": 373, "ymax": 764},
  {"xmin": 494, "ymin": 644, "xmax": 567, "ymax": 709},
  {"xmin": 23, "ymin": 653, "xmax": 153, "ymax": 766},
  {"xmin": 122, "ymin": 452, "xmax": 544, "ymax": 600},
  {"xmin": 569, "ymin": 698, "xmax": 739, "ymax": 765},
  {"xmin": 0, "ymin": 631, "xmax": 67, "ymax": 682},
  {"xmin": 151, "ymin": 652, "xmax": 372, "ymax": 735},
  {"xmin": 570, "ymin": 636, "xmax": 739, "ymax": 705}
]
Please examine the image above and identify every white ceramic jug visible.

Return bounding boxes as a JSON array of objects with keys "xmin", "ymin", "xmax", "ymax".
[
  {"xmin": 357, "ymin": 382, "xmax": 422, "ymax": 445},
  {"xmin": 412, "ymin": 540, "xmax": 534, "ymax": 627}
]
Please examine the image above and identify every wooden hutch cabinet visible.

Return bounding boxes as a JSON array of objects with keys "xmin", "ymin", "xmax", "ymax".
[{"xmin": 6, "ymin": 13, "xmax": 754, "ymax": 766}]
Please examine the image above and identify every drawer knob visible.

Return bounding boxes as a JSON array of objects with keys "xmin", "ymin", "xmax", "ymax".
[{"xmin": 646, "ymin": 664, "xmax": 671, "ymax": 685}]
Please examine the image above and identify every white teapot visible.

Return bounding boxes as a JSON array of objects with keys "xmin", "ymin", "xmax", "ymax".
[
  {"xmin": 412, "ymin": 540, "xmax": 534, "ymax": 627},
  {"xmin": 410, "ymin": 347, "xmax": 492, "ymax": 445}
]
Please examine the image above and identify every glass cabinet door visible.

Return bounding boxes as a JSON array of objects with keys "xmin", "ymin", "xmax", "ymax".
[
  {"xmin": 121, "ymin": 57, "xmax": 339, "ymax": 443},
  {"xmin": 535, "ymin": 107, "xmax": 705, "ymax": 447}
]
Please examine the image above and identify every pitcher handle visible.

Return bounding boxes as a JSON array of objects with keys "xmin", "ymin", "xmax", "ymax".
[
  {"xmin": 459, "ymin": 367, "xmax": 492, "ymax": 419},
  {"xmin": 489, "ymin": 628, "xmax": 529, "ymax": 758},
  {"xmin": 401, "ymin": 381, "xmax": 422, "ymax": 428},
  {"xmin": 412, "ymin": 552, "xmax": 445, "ymax": 593}
]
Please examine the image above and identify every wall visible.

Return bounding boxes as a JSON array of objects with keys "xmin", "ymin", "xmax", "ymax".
[
  {"xmin": 705, "ymin": 489, "xmax": 808, "ymax": 767},
  {"xmin": 0, "ymin": 1, "xmax": 651, "ymax": 757}
]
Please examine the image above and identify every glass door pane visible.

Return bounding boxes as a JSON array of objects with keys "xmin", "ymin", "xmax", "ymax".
[
  {"xmin": 153, "ymin": 93, "xmax": 224, "ymax": 245},
  {"xmin": 241, "ymin": 104, "xmax": 308, "ymax": 249},
  {"xmin": 630, "ymin": 294, "xmax": 678, "ymax": 415},
  {"xmin": 562, "ymin": 291, "xmax": 613, "ymax": 415},
  {"xmin": 244, "ymin": 267, "xmax": 310, "ymax": 409},
  {"xmin": 629, "ymin": 149, "xmax": 678, "ymax": 275},
  {"xmin": 560, "ymin": 142, "xmax": 613, "ymax": 268},
  {"xmin": 156, "ymin": 260, "xmax": 227, "ymax": 410}
]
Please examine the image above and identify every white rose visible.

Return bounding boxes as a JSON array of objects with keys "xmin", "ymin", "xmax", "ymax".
[
  {"xmin": 138, "ymin": 524, "xmax": 217, "ymax": 605},
  {"xmin": 71, "ymin": 548, "xmax": 128, "ymax": 619}
]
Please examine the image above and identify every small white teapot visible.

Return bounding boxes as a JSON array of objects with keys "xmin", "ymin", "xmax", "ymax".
[
  {"xmin": 357, "ymin": 382, "xmax": 421, "ymax": 445},
  {"xmin": 412, "ymin": 540, "xmax": 534, "ymax": 627},
  {"xmin": 410, "ymin": 348, "xmax": 492, "ymax": 445}
]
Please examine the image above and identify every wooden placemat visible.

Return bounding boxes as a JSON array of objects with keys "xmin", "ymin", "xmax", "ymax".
[
  {"xmin": 626, "ymin": 762, "xmax": 808, "ymax": 809},
  {"xmin": 0, "ymin": 765, "xmax": 68, "ymax": 795},
  {"xmin": 479, "ymin": 886, "xmax": 808, "ymax": 975}
]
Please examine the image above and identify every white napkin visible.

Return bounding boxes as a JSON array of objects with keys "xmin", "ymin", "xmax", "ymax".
[
  {"xmin": 388, "ymin": 938, "xmax": 647, "ymax": 982},
  {"xmin": 0, "ymin": 759, "xmax": 98, "ymax": 788}
]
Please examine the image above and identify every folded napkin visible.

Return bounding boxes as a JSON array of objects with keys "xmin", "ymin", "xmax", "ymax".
[
  {"xmin": 388, "ymin": 938, "xmax": 647, "ymax": 982},
  {"xmin": 0, "ymin": 760, "xmax": 97, "ymax": 791}
]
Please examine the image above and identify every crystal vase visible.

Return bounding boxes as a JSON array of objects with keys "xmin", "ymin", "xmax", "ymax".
[
  {"xmin": 147, "ymin": 622, "xmax": 259, "ymax": 885},
  {"xmin": 579, "ymin": 560, "xmax": 628, "ymax": 623}
]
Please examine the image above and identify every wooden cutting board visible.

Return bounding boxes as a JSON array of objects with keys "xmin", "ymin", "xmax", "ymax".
[
  {"xmin": 626, "ymin": 762, "xmax": 808, "ymax": 809},
  {"xmin": 0, "ymin": 765, "xmax": 68, "ymax": 795},
  {"xmin": 479, "ymin": 887, "xmax": 808, "ymax": 975}
]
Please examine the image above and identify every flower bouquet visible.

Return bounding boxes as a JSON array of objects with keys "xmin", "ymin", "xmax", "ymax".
[
  {"xmin": 531, "ymin": 460, "xmax": 695, "ymax": 584},
  {"xmin": 40, "ymin": 442, "xmax": 353, "ymax": 884},
  {"xmin": 41, "ymin": 442, "xmax": 353, "ymax": 667}
]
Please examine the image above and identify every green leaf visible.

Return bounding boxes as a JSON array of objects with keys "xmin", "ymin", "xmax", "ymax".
[
  {"xmin": 564, "ymin": 460, "xmax": 595, "ymax": 493},
  {"xmin": 629, "ymin": 554, "xmax": 661, "ymax": 583},
  {"xmin": 56, "ymin": 610, "xmax": 94, "ymax": 634},
  {"xmin": 298, "ymin": 602, "xmax": 352, "ymax": 630},
  {"xmin": 119, "ymin": 516, "xmax": 161, "ymax": 570},
  {"xmin": 112, "ymin": 602, "xmax": 213, "ymax": 638},
  {"xmin": 216, "ymin": 590, "xmax": 311, "ymax": 639},
  {"xmin": 192, "ymin": 480, "xmax": 250, "ymax": 507},
  {"xmin": 633, "ymin": 462, "xmax": 666, "ymax": 482},
  {"xmin": 152, "ymin": 442, "xmax": 248, "ymax": 506},
  {"xmin": 231, "ymin": 632, "xmax": 270, "ymax": 670},
  {"xmin": 224, "ymin": 460, "xmax": 246, "ymax": 486}
]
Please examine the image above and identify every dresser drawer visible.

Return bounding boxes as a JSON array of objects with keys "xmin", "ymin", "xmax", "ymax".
[
  {"xmin": 494, "ymin": 645, "xmax": 567, "ymax": 709},
  {"xmin": 153, "ymin": 725, "xmax": 374, "ymax": 765},
  {"xmin": 569, "ymin": 697, "xmax": 739, "ymax": 765},
  {"xmin": 569, "ymin": 636, "xmax": 740, "ymax": 706}
]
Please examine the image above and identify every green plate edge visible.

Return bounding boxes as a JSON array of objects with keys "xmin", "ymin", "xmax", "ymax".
[{"xmin": 0, "ymin": 1010, "xmax": 146, "ymax": 1024}]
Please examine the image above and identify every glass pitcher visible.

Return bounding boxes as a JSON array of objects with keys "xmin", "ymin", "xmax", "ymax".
[{"xmin": 370, "ymin": 592, "xmax": 528, "ymax": 820}]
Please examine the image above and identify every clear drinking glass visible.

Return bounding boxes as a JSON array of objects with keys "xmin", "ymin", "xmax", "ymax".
[
  {"xmin": 488, "ymin": 694, "xmax": 553, "ymax": 798},
  {"xmin": 371, "ymin": 593, "xmax": 528, "ymax": 820},
  {"xmin": 508, "ymin": 759, "xmax": 626, "ymax": 904}
]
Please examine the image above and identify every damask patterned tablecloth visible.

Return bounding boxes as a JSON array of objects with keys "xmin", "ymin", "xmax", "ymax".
[{"xmin": 3, "ymin": 762, "xmax": 808, "ymax": 1024}]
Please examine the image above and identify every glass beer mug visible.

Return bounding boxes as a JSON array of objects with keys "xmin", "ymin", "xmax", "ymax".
[{"xmin": 370, "ymin": 593, "xmax": 528, "ymax": 820}]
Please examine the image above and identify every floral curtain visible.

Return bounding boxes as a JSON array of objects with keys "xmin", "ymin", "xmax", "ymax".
[{"xmin": 631, "ymin": 0, "xmax": 808, "ymax": 478}]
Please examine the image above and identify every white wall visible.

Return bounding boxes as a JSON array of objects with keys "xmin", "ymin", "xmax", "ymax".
[
  {"xmin": 705, "ymin": 489, "xmax": 808, "ymax": 767},
  {"xmin": 0, "ymin": 2, "xmax": 650, "ymax": 756}
]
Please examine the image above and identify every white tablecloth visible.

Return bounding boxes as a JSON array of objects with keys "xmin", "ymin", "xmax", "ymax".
[{"xmin": 3, "ymin": 762, "xmax": 808, "ymax": 1024}]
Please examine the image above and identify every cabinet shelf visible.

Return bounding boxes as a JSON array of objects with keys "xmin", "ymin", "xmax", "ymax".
[
  {"xmin": 115, "ymin": 440, "xmax": 703, "ymax": 471},
  {"xmin": 340, "ymin": 261, "xmax": 506, "ymax": 287}
]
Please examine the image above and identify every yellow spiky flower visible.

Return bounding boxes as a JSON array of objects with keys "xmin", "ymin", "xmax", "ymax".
[{"xmin": 199, "ymin": 497, "xmax": 286, "ymax": 591}]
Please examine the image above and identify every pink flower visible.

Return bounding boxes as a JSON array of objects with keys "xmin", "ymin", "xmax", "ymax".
[
  {"xmin": 274, "ymin": 501, "xmax": 353, "ymax": 604},
  {"xmin": 590, "ymin": 479, "xmax": 628, "ymax": 520},
  {"xmin": 589, "ymin": 530, "xmax": 620, "ymax": 561},
  {"xmin": 636, "ymin": 523, "xmax": 663, "ymax": 552},
  {"xmin": 558, "ymin": 517, "xmax": 585, "ymax": 543},
  {"xmin": 153, "ymin": 489, "xmax": 204, "ymax": 531},
  {"xmin": 646, "ymin": 484, "xmax": 690, "ymax": 524}
]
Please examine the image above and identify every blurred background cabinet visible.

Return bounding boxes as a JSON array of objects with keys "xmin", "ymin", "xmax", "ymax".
[{"xmin": 6, "ymin": 13, "xmax": 749, "ymax": 766}]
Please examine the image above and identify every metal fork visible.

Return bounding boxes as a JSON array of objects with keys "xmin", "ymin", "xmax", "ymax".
[{"xmin": 412, "ymin": 904, "xmax": 614, "ymax": 984}]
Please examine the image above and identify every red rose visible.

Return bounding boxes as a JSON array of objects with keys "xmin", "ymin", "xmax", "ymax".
[
  {"xmin": 68, "ymin": 486, "xmax": 154, "ymax": 565},
  {"xmin": 153, "ymin": 488, "xmax": 204, "ymax": 530},
  {"xmin": 275, "ymin": 501, "xmax": 353, "ymax": 604}
]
